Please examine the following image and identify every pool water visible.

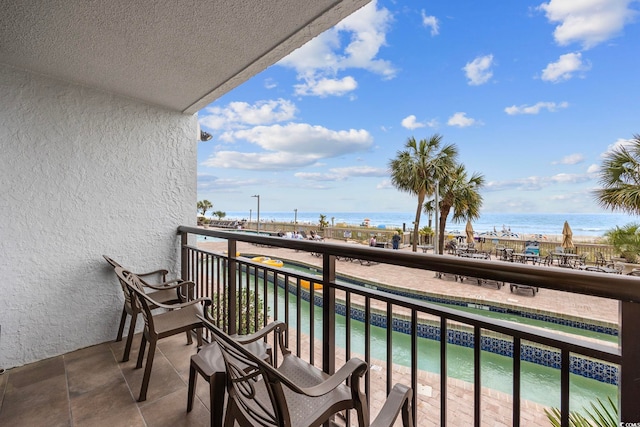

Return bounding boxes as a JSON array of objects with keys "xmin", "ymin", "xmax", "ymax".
[
  {"xmin": 281, "ymin": 261, "xmax": 617, "ymax": 343},
  {"xmin": 263, "ymin": 281, "xmax": 616, "ymax": 413}
]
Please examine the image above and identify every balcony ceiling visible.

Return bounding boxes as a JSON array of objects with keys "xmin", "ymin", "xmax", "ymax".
[{"xmin": 0, "ymin": 0, "xmax": 369, "ymax": 114}]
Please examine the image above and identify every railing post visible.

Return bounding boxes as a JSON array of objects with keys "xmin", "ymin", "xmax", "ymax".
[
  {"xmin": 227, "ymin": 239, "xmax": 237, "ymax": 335},
  {"xmin": 180, "ymin": 232, "xmax": 188, "ymax": 281},
  {"xmin": 322, "ymin": 254, "xmax": 336, "ymax": 375},
  {"xmin": 620, "ymin": 300, "xmax": 640, "ymax": 423}
]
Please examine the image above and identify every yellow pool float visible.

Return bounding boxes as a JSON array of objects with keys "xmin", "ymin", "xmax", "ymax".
[
  {"xmin": 301, "ymin": 280, "xmax": 323, "ymax": 290},
  {"xmin": 223, "ymin": 251, "xmax": 241, "ymax": 257},
  {"xmin": 251, "ymin": 256, "xmax": 284, "ymax": 268}
]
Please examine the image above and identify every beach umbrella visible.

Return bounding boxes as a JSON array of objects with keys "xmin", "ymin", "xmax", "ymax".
[
  {"xmin": 465, "ymin": 220, "xmax": 474, "ymax": 243},
  {"xmin": 562, "ymin": 221, "xmax": 574, "ymax": 249}
]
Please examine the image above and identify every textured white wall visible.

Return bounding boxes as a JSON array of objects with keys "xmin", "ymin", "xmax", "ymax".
[{"xmin": 0, "ymin": 65, "xmax": 197, "ymax": 368}]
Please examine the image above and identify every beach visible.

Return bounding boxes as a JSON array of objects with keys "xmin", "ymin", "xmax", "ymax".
[{"xmin": 215, "ymin": 211, "xmax": 636, "ymax": 240}]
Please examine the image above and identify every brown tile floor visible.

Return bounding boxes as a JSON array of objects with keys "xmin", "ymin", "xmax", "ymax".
[{"xmin": 0, "ymin": 333, "xmax": 211, "ymax": 427}]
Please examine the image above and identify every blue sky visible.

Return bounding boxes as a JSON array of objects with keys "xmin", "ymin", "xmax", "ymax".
[{"xmin": 197, "ymin": 0, "xmax": 640, "ymax": 216}]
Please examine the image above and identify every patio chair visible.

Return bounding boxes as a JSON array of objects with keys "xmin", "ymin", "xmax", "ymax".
[
  {"xmin": 200, "ymin": 316, "xmax": 414, "ymax": 427},
  {"xmin": 104, "ymin": 255, "xmax": 194, "ymax": 362},
  {"xmin": 187, "ymin": 321, "xmax": 276, "ymax": 427},
  {"xmin": 595, "ymin": 252, "xmax": 614, "ymax": 268},
  {"xmin": 500, "ymin": 248, "xmax": 514, "ymax": 262},
  {"xmin": 115, "ymin": 267, "xmax": 211, "ymax": 402},
  {"xmin": 571, "ymin": 254, "xmax": 587, "ymax": 268}
]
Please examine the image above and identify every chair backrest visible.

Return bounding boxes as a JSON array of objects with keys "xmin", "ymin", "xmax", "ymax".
[
  {"xmin": 202, "ymin": 316, "xmax": 368, "ymax": 427},
  {"xmin": 206, "ymin": 320, "xmax": 293, "ymax": 426},
  {"xmin": 113, "ymin": 267, "xmax": 157, "ymax": 334},
  {"xmin": 103, "ymin": 255, "xmax": 122, "ymax": 269}
]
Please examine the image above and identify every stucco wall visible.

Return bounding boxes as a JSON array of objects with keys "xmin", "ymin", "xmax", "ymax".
[{"xmin": 0, "ymin": 64, "xmax": 197, "ymax": 368}]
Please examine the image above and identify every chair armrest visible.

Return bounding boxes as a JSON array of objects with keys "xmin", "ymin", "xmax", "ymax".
[
  {"xmin": 370, "ymin": 383, "xmax": 414, "ymax": 427},
  {"xmin": 297, "ymin": 357, "xmax": 368, "ymax": 398},
  {"xmin": 136, "ymin": 269, "xmax": 169, "ymax": 280},
  {"xmin": 143, "ymin": 279, "xmax": 193, "ymax": 291},
  {"xmin": 232, "ymin": 320, "xmax": 285, "ymax": 344},
  {"xmin": 145, "ymin": 295, "xmax": 211, "ymax": 310}
]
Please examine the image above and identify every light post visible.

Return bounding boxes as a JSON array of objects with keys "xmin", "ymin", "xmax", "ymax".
[
  {"xmin": 252, "ymin": 195, "xmax": 260, "ymax": 232},
  {"xmin": 294, "ymin": 208, "xmax": 297, "ymax": 232},
  {"xmin": 249, "ymin": 209, "xmax": 252, "ymax": 225}
]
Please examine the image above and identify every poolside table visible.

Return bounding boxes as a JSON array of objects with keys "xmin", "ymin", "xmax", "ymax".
[
  {"xmin": 552, "ymin": 252, "xmax": 579, "ymax": 265},
  {"xmin": 512, "ymin": 252, "xmax": 540, "ymax": 264}
]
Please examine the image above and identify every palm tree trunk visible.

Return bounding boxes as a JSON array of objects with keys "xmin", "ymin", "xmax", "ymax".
[
  {"xmin": 412, "ymin": 192, "xmax": 425, "ymax": 252},
  {"xmin": 438, "ymin": 207, "xmax": 450, "ymax": 255}
]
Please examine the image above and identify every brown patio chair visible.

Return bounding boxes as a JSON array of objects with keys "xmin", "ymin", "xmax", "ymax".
[
  {"xmin": 200, "ymin": 315, "xmax": 414, "ymax": 427},
  {"xmin": 104, "ymin": 255, "xmax": 194, "ymax": 362},
  {"xmin": 115, "ymin": 267, "xmax": 211, "ymax": 401},
  {"xmin": 571, "ymin": 254, "xmax": 587, "ymax": 268},
  {"xmin": 187, "ymin": 321, "xmax": 277, "ymax": 427}
]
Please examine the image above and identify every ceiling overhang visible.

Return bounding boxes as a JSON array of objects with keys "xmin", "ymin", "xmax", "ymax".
[{"xmin": 1, "ymin": 0, "xmax": 370, "ymax": 114}]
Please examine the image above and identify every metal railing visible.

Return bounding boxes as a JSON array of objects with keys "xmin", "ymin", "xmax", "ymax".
[{"xmin": 178, "ymin": 226, "xmax": 640, "ymax": 426}]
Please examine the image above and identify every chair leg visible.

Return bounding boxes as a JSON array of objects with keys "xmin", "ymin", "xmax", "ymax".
[
  {"xmin": 136, "ymin": 335, "xmax": 147, "ymax": 369},
  {"xmin": 122, "ymin": 313, "xmax": 137, "ymax": 362},
  {"xmin": 211, "ymin": 371, "xmax": 226, "ymax": 427},
  {"xmin": 185, "ymin": 330, "xmax": 193, "ymax": 345},
  {"xmin": 196, "ymin": 328, "xmax": 203, "ymax": 347},
  {"xmin": 116, "ymin": 307, "xmax": 127, "ymax": 342},
  {"xmin": 187, "ymin": 362, "xmax": 197, "ymax": 413},
  {"xmin": 138, "ymin": 339, "xmax": 156, "ymax": 402}
]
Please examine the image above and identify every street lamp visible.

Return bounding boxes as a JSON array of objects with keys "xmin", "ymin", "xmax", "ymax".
[
  {"xmin": 249, "ymin": 209, "xmax": 252, "ymax": 225},
  {"xmin": 252, "ymin": 195, "xmax": 260, "ymax": 232},
  {"xmin": 294, "ymin": 208, "xmax": 297, "ymax": 232}
]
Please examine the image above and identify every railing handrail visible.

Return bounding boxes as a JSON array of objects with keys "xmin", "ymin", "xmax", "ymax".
[{"xmin": 178, "ymin": 225, "xmax": 640, "ymax": 302}]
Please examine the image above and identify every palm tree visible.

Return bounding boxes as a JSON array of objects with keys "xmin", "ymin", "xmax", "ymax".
[
  {"xmin": 389, "ymin": 135, "xmax": 457, "ymax": 251},
  {"xmin": 318, "ymin": 214, "xmax": 329, "ymax": 229},
  {"xmin": 212, "ymin": 210, "xmax": 226, "ymax": 220},
  {"xmin": 426, "ymin": 163, "xmax": 484, "ymax": 254},
  {"xmin": 594, "ymin": 134, "xmax": 640, "ymax": 215},
  {"xmin": 197, "ymin": 200, "xmax": 213, "ymax": 216}
]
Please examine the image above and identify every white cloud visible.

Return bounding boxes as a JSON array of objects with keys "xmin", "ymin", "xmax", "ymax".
[
  {"xmin": 199, "ymin": 99, "xmax": 296, "ymax": 130},
  {"xmin": 447, "ymin": 112, "xmax": 480, "ymax": 128},
  {"xmin": 294, "ymin": 166, "xmax": 387, "ymax": 182},
  {"xmin": 330, "ymin": 166, "xmax": 388, "ymax": 177},
  {"xmin": 278, "ymin": 0, "xmax": 396, "ymax": 97},
  {"xmin": 553, "ymin": 153, "xmax": 585, "ymax": 165},
  {"xmin": 264, "ymin": 78, "xmax": 277, "ymax": 89},
  {"xmin": 587, "ymin": 164, "xmax": 600, "ymax": 174},
  {"xmin": 294, "ymin": 76, "xmax": 357, "ymax": 97},
  {"xmin": 601, "ymin": 137, "xmax": 635, "ymax": 156},
  {"xmin": 421, "ymin": 11, "xmax": 439, "ymax": 36},
  {"xmin": 504, "ymin": 101, "xmax": 569, "ymax": 115},
  {"xmin": 541, "ymin": 52, "xmax": 590, "ymax": 82},
  {"xmin": 376, "ymin": 179, "xmax": 393, "ymax": 189},
  {"xmin": 538, "ymin": 0, "xmax": 638, "ymax": 49},
  {"xmin": 295, "ymin": 172, "xmax": 344, "ymax": 181},
  {"xmin": 485, "ymin": 171, "xmax": 594, "ymax": 192},
  {"xmin": 463, "ymin": 54, "xmax": 494, "ymax": 86},
  {"xmin": 202, "ymin": 123, "xmax": 373, "ymax": 170},
  {"xmin": 401, "ymin": 115, "xmax": 425, "ymax": 130}
]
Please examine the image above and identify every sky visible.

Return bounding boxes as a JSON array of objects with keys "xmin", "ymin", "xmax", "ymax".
[{"xmin": 197, "ymin": 0, "xmax": 640, "ymax": 216}]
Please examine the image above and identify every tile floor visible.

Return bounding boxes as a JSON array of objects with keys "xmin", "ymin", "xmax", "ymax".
[{"xmin": 0, "ymin": 333, "xmax": 211, "ymax": 427}]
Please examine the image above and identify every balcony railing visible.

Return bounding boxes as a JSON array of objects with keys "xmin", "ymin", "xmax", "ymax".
[{"xmin": 178, "ymin": 226, "xmax": 640, "ymax": 426}]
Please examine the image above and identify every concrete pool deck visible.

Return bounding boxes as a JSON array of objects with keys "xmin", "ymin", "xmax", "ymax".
[{"xmin": 197, "ymin": 238, "xmax": 619, "ymax": 327}]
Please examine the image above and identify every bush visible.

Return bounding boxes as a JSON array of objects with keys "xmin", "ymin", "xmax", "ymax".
[
  {"xmin": 208, "ymin": 288, "xmax": 267, "ymax": 334},
  {"xmin": 605, "ymin": 223, "xmax": 640, "ymax": 263}
]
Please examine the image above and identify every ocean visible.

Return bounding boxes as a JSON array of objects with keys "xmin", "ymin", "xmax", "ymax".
[{"xmin": 219, "ymin": 211, "xmax": 638, "ymax": 238}]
